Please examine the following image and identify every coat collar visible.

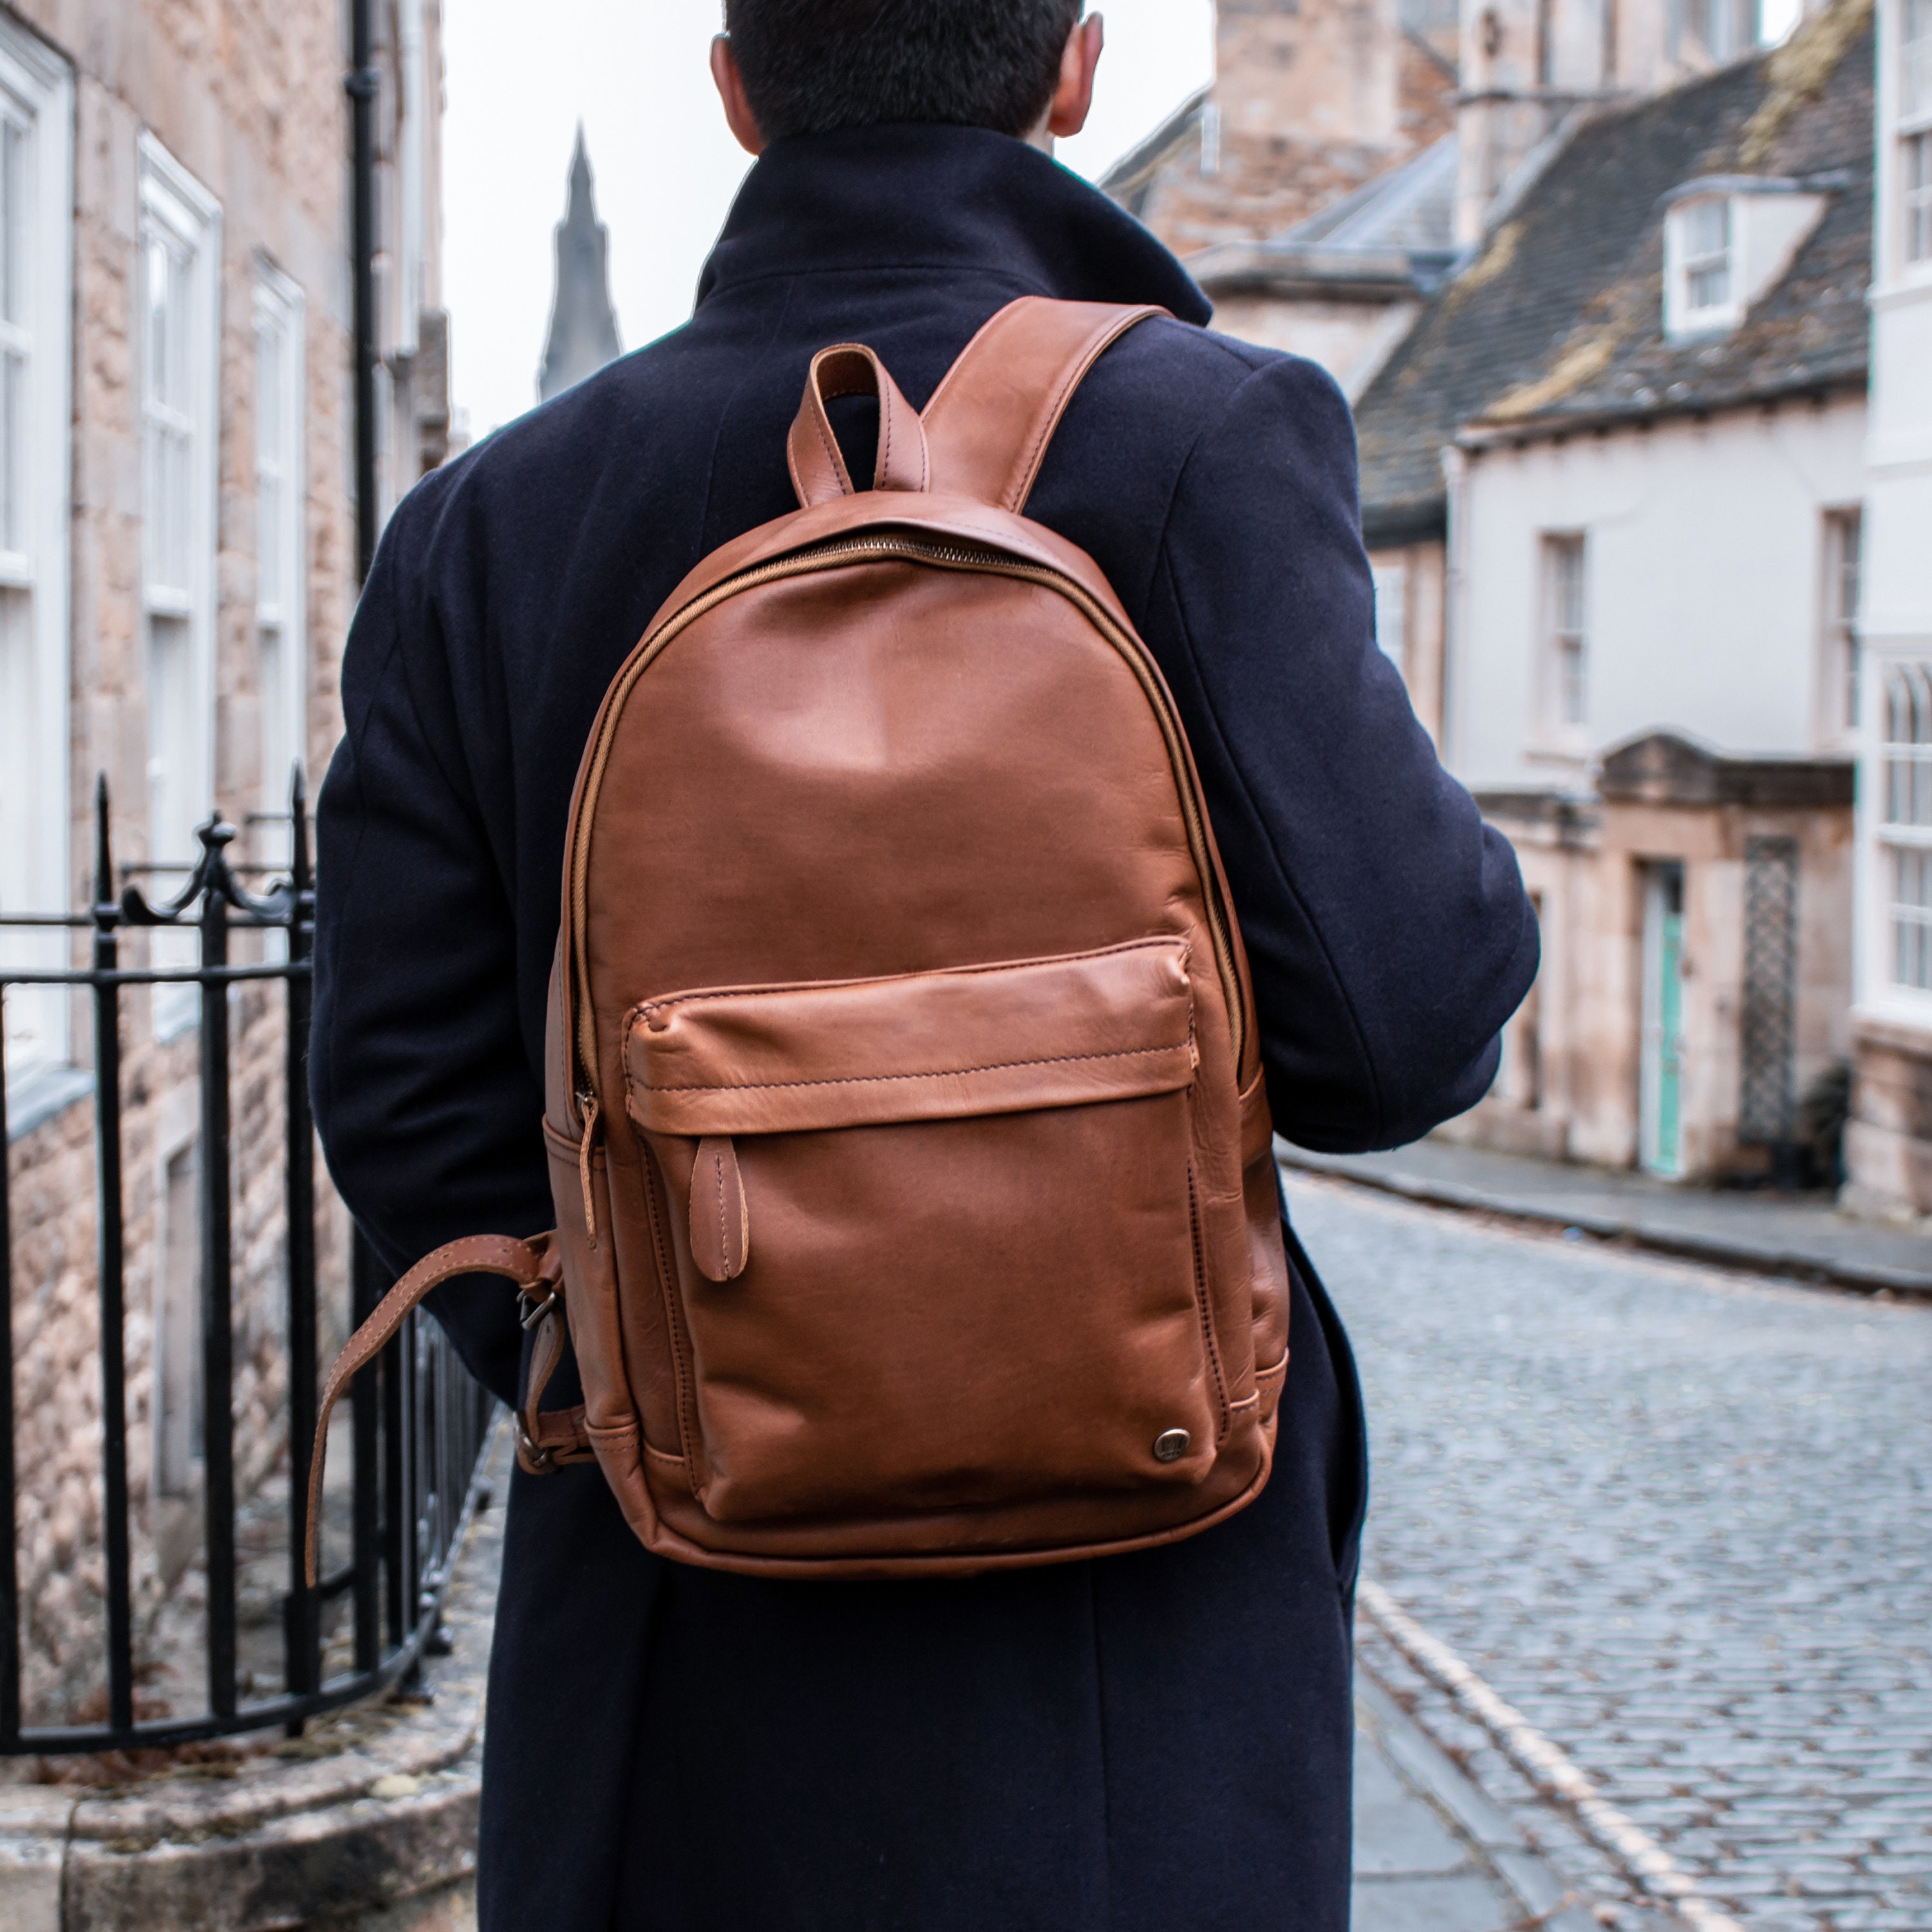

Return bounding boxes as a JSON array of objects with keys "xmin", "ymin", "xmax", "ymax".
[{"xmin": 696, "ymin": 123, "xmax": 1211, "ymax": 325}]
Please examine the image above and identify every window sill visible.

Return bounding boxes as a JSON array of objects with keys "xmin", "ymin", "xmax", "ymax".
[
  {"xmin": 5, "ymin": 1063, "xmax": 94, "ymax": 1143},
  {"xmin": 1524, "ymin": 738, "xmax": 1589, "ymax": 771}
]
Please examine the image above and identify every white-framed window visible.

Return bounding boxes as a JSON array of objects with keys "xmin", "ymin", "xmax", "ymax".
[
  {"xmin": 1904, "ymin": 0, "xmax": 1932, "ymax": 267},
  {"xmin": 1667, "ymin": 194, "xmax": 1735, "ymax": 332},
  {"xmin": 254, "ymin": 263, "xmax": 305, "ymax": 865},
  {"xmin": 1821, "ymin": 507, "xmax": 1862, "ymax": 739},
  {"xmin": 1540, "ymin": 533, "xmax": 1588, "ymax": 734},
  {"xmin": 1881, "ymin": 663, "xmax": 1932, "ymax": 990},
  {"xmin": 1907, "ymin": 132, "xmax": 1932, "ymax": 266},
  {"xmin": 1371, "ymin": 564, "xmax": 1408, "ymax": 676},
  {"xmin": 1906, "ymin": 0, "xmax": 1932, "ymax": 124},
  {"xmin": 139, "ymin": 137, "xmax": 220, "ymax": 1037},
  {"xmin": 0, "ymin": 23, "xmax": 73, "ymax": 1090}
]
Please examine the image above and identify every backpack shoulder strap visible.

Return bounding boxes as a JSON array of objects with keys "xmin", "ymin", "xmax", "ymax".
[{"xmin": 920, "ymin": 298, "xmax": 1166, "ymax": 515}]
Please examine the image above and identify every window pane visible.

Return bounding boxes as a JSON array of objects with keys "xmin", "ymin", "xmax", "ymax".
[
  {"xmin": 1894, "ymin": 848, "xmax": 1932, "ymax": 990},
  {"xmin": 1, "ymin": 349, "xmax": 21, "ymax": 556},
  {"xmin": 1686, "ymin": 196, "xmax": 1730, "ymax": 254},
  {"xmin": 1, "ymin": 118, "xmax": 23, "ymax": 332},
  {"xmin": 1544, "ymin": 535, "xmax": 1587, "ymax": 730},
  {"xmin": 1909, "ymin": 135, "xmax": 1932, "ymax": 264},
  {"xmin": 1371, "ymin": 565, "xmax": 1406, "ymax": 668},
  {"xmin": 258, "ymin": 469, "xmax": 281, "ymax": 611},
  {"xmin": 147, "ymin": 612, "xmax": 196, "ymax": 864},
  {"xmin": 147, "ymin": 236, "xmax": 171, "ymax": 406},
  {"xmin": 1830, "ymin": 511, "xmax": 1861, "ymax": 731},
  {"xmin": 256, "ymin": 313, "xmax": 284, "ymax": 614},
  {"xmin": 1689, "ymin": 260, "xmax": 1732, "ymax": 310},
  {"xmin": 1906, "ymin": 0, "xmax": 1932, "ymax": 123},
  {"xmin": 0, "ymin": 586, "xmax": 33, "ymax": 911},
  {"xmin": 0, "ymin": 583, "xmax": 54, "ymax": 1064}
]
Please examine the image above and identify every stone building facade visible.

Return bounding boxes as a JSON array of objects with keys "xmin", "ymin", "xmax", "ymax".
[{"xmin": 0, "ymin": 0, "xmax": 445, "ymax": 1727}]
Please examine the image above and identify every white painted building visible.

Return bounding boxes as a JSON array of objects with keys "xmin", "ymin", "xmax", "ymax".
[
  {"xmin": 1845, "ymin": 0, "xmax": 1932, "ymax": 1217},
  {"xmin": 1449, "ymin": 401, "xmax": 1867, "ymax": 788},
  {"xmin": 1350, "ymin": 0, "xmax": 1875, "ymax": 1179}
]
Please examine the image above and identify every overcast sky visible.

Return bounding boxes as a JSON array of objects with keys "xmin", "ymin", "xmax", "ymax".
[{"xmin": 441, "ymin": 1, "xmax": 1216, "ymax": 440}]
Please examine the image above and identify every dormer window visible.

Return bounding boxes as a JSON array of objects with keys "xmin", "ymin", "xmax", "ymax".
[
  {"xmin": 1680, "ymin": 196, "xmax": 1733, "ymax": 320},
  {"xmin": 1663, "ymin": 179, "xmax": 1829, "ymax": 339}
]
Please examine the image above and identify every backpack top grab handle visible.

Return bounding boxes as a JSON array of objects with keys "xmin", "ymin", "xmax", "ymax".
[{"xmin": 786, "ymin": 343, "xmax": 930, "ymax": 506}]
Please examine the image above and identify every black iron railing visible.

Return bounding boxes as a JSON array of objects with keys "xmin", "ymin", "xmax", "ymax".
[{"xmin": 0, "ymin": 775, "xmax": 496, "ymax": 1753}]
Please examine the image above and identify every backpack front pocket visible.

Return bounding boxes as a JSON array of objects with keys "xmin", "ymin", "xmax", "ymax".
[{"xmin": 623, "ymin": 938, "xmax": 1220, "ymax": 1524}]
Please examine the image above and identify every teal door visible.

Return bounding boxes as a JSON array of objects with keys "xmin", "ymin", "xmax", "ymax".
[{"xmin": 1642, "ymin": 866, "xmax": 1685, "ymax": 1176}]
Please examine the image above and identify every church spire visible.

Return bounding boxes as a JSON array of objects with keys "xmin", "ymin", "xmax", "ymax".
[{"xmin": 538, "ymin": 125, "xmax": 623, "ymax": 402}]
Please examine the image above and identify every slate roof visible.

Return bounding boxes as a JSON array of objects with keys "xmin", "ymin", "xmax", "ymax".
[
  {"xmin": 1352, "ymin": 0, "xmax": 1874, "ymax": 544},
  {"xmin": 1189, "ymin": 133, "xmax": 1462, "ymax": 298},
  {"xmin": 1278, "ymin": 132, "xmax": 1459, "ymax": 256}
]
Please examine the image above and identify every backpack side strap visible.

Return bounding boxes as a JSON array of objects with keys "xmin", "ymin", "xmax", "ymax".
[
  {"xmin": 303, "ymin": 1231, "xmax": 591, "ymax": 1587},
  {"xmin": 919, "ymin": 298, "xmax": 1167, "ymax": 515}
]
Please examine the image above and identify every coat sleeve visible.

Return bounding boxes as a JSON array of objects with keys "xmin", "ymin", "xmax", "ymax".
[
  {"xmin": 310, "ymin": 506, "xmax": 540, "ymax": 1406},
  {"xmin": 1146, "ymin": 353, "xmax": 1539, "ymax": 1153}
]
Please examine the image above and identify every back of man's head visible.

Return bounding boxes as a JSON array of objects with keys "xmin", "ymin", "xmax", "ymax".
[{"xmin": 722, "ymin": 0, "xmax": 1083, "ymax": 143}]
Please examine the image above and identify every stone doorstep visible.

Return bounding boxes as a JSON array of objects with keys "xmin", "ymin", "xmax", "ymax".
[{"xmin": 0, "ymin": 1423, "xmax": 510, "ymax": 1932}]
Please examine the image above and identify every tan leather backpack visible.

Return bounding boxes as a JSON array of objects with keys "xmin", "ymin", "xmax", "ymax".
[{"xmin": 308, "ymin": 298, "xmax": 1291, "ymax": 1582}]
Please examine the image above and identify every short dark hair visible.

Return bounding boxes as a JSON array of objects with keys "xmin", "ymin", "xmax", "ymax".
[{"xmin": 723, "ymin": 0, "xmax": 1082, "ymax": 142}]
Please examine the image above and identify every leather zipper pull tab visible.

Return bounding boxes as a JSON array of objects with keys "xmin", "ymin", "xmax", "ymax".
[
  {"xmin": 578, "ymin": 1094, "xmax": 601, "ymax": 1245},
  {"xmin": 690, "ymin": 1135, "xmax": 750, "ymax": 1283}
]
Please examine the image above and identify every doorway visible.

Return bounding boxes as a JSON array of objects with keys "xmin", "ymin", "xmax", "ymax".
[{"xmin": 1640, "ymin": 864, "xmax": 1685, "ymax": 1177}]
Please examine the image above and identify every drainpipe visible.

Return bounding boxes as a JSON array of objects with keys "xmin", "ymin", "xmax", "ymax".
[
  {"xmin": 347, "ymin": 0, "xmax": 379, "ymax": 587},
  {"xmin": 1439, "ymin": 442, "xmax": 1471, "ymax": 776}
]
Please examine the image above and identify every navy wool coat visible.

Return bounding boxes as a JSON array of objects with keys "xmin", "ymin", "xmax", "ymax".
[{"xmin": 313, "ymin": 125, "xmax": 1539, "ymax": 1932}]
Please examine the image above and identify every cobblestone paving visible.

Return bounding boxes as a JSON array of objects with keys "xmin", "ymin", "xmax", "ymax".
[{"xmin": 1286, "ymin": 1176, "xmax": 1932, "ymax": 1932}]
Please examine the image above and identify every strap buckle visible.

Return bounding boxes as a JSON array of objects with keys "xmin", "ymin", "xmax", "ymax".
[
  {"xmin": 515, "ymin": 1414, "xmax": 558, "ymax": 1475},
  {"xmin": 517, "ymin": 1284, "xmax": 559, "ymax": 1332}
]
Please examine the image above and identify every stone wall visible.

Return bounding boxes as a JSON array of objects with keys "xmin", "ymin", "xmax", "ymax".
[
  {"xmin": 1451, "ymin": 786, "xmax": 1855, "ymax": 1180},
  {"xmin": 2, "ymin": 0, "xmax": 409, "ymax": 1733},
  {"xmin": 6, "ymin": 982, "xmax": 352, "ymax": 1727}
]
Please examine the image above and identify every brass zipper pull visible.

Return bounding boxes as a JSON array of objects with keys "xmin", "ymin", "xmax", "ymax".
[{"xmin": 577, "ymin": 1093, "xmax": 601, "ymax": 1245}]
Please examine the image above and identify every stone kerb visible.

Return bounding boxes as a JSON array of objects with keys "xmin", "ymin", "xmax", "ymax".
[{"xmin": 0, "ymin": 1426, "xmax": 507, "ymax": 1931}]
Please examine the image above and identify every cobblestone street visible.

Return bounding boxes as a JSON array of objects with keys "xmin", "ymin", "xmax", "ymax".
[{"xmin": 1286, "ymin": 1174, "xmax": 1932, "ymax": 1932}]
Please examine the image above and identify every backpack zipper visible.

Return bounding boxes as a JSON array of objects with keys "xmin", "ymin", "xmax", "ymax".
[{"xmin": 566, "ymin": 533, "xmax": 1247, "ymax": 1097}]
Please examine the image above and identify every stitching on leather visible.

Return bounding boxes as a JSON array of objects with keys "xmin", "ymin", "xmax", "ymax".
[
  {"xmin": 714, "ymin": 1148, "xmax": 729, "ymax": 1276},
  {"xmin": 632, "ymin": 938, "xmax": 1189, "ymax": 1028},
  {"xmin": 1006, "ymin": 312, "xmax": 1153, "ymax": 511},
  {"xmin": 639, "ymin": 1041, "xmax": 1192, "ymax": 1096},
  {"xmin": 1186, "ymin": 1165, "xmax": 1231, "ymax": 1439},
  {"xmin": 638, "ymin": 1146, "xmax": 705, "ymax": 1486},
  {"xmin": 810, "ymin": 406, "xmax": 849, "ymax": 498}
]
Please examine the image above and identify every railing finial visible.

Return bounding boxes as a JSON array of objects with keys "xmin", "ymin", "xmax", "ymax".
[{"xmin": 91, "ymin": 774, "xmax": 117, "ymax": 932}]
